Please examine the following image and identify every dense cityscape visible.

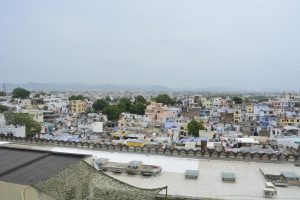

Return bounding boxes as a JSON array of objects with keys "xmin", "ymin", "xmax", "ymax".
[
  {"xmin": 0, "ymin": 86, "xmax": 300, "ymax": 199},
  {"xmin": 1, "ymin": 0, "xmax": 300, "ymax": 199}
]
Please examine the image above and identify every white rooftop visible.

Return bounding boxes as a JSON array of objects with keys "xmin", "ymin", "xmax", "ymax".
[{"xmin": 1, "ymin": 142, "xmax": 300, "ymax": 200}]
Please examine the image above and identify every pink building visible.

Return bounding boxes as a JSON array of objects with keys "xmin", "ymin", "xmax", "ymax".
[{"xmin": 145, "ymin": 102, "xmax": 180, "ymax": 125}]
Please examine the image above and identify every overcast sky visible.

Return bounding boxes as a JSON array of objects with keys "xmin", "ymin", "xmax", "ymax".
[{"xmin": 0, "ymin": 0, "xmax": 300, "ymax": 90}]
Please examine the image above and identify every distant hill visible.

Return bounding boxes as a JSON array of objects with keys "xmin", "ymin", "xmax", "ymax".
[
  {"xmin": 195, "ymin": 87, "xmax": 253, "ymax": 93},
  {"xmin": 2, "ymin": 82, "xmax": 287, "ymax": 93},
  {"xmin": 4, "ymin": 82, "xmax": 171, "ymax": 92}
]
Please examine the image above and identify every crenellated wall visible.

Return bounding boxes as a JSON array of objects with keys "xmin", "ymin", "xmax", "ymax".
[{"xmin": 1, "ymin": 136, "xmax": 299, "ymax": 163}]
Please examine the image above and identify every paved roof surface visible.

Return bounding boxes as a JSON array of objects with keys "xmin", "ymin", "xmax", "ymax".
[
  {"xmin": 0, "ymin": 147, "xmax": 84, "ymax": 185},
  {"xmin": 2, "ymin": 143, "xmax": 300, "ymax": 200}
]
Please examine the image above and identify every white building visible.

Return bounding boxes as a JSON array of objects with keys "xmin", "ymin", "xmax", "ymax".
[{"xmin": 0, "ymin": 125, "xmax": 26, "ymax": 137}]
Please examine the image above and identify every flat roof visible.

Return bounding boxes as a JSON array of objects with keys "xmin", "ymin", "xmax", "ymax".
[
  {"xmin": 0, "ymin": 146, "xmax": 85, "ymax": 185},
  {"xmin": 2, "ymin": 143, "xmax": 300, "ymax": 200}
]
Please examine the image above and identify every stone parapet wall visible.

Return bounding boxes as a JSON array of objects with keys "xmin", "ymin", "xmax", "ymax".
[{"xmin": 0, "ymin": 136, "xmax": 299, "ymax": 163}]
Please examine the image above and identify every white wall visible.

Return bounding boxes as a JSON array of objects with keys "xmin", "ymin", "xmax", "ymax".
[
  {"xmin": 91, "ymin": 122, "xmax": 103, "ymax": 133},
  {"xmin": 0, "ymin": 114, "xmax": 5, "ymax": 127},
  {"xmin": 0, "ymin": 125, "xmax": 26, "ymax": 137}
]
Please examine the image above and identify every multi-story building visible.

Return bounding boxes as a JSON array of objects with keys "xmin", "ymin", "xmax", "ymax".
[
  {"xmin": 200, "ymin": 98, "xmax": 212, "ymax": 109},
  {"xmin": 44, "ymin": 97, "xmax": 68, "ymax": 114},
  {"xmin": 21, "ymin": 109, "xmax": 44, "ymax": 123},
  {"xmin": 220, "ymin": 111, "xmax": 234, "ymax": 124},
  {"xmin": 213, "ymin": 98, "xmax": 222, "ymax": 107},
  {"xmin": 279, "ymin": 117, "xmax": 300, "ymax": 126},
  {"xmin": 145, "ymin": 102, "xmax": 180, "ymax": 126},
  {"xmin": 233, "ymin": 108, "xmax": 242, "ymax": 124},
  {"xmin": 118, "ymin": 112, "xmax": 149, "ymax": 131},
  {"xmin": 70, "ymin": 100, "xmax": 87, "ymax": 114},
  {"xmin": 19, "ymin": 99, "xmax": 32, "ymax": 110},
  {"xmin": 246, "ymin": 104, "xmax": 254, "ymax": 113}
]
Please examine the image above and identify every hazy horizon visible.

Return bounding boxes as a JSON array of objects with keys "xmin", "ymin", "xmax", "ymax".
[{"xmin": 1, "ymin": 0, "xmax": 300, "ymax": 90}]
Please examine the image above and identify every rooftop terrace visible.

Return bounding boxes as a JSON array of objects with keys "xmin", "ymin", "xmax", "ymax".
[{"xmin": 1, "ymin": 142, "xmax": 299, "ymax": 199}]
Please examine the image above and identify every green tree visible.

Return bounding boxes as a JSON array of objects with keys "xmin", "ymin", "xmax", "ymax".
[
  {"xmin": 129, "ymin": 95, "xmax": 148, "ymax": 115},
  {"xmin": 105, "ymin": 96, "xmax": 112, "ymax": 102},
  {"xmin": 0, "ymin": 91, "xmax": 5, "ymax": 96},
  {"xmin": 130, "ymin": 102, "xmax": 146, "ymax": 115},
  {"xmin": 118, "ymin": 98, "xmax": 132, "ymax": 112},
  {"xmin": 134, "ymin": 95, "xmax": 147, "ymax": 104},
  {"xmin": 12, "ymin": 87, "xmax": 30, "ymax": 99},
  {"xmin": 243, "ymin": 97, "xmax": 250, "ymax": 103},
  {"xmin": 232, "ymin": 96, "xmax": 243, "ymax": 104},
  {"xmin": 103, "ymin": 105, "xmax": 124, "ymax": 121},
  {"xmin": 187, "ymin": 119, "xmax": 205, "ymax": 137},
  {"xmin": 68, "ymin": 95, "xmax": 86, "ymax": 100},
  {"xmin": 93, "ymin": 99, "xmax": 109, "ymax": 112},
  {"xmin": 153, "ymin": 94, "xmax": 175, "ymax": 105},
  {"xmin": 4, "ymin": 112, "xmax": 41, "ymax": 137},
  {"xmin": 0, "ymin": 105, "xmax": 8, "ymax": 113}
]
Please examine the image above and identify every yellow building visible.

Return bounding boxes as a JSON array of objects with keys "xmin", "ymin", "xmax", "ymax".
[
  {"xmin": 126, "ymin": 139, "xmax": 145, "ymax": 147},
  {"xmin": 70, "ymin": 100, "xmax": 87, "ymax": 113},
  {"xmin": 179, "ymin": 123, "xmax": 189, "ymax": 139},
  {"xmin": 234, "ymin": 109, "xmax": 242, "ymax": 124},
  {"xmin": 246, "ymin": 104, "xmax": 254, "ymax": 113},
  {"xmin": 201, "ymin": 98, "xmax": 212, "ymax": 109},
  {"xmin": 279, "ymin": 118, "xmax": 300, "ymax": 126}
]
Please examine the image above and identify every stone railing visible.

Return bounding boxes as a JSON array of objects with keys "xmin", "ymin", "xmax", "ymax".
[{"xmin": 1, "ymin": 135, "xmax": 299, "ymax": 163}]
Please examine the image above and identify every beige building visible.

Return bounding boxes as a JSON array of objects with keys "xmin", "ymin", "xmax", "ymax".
[
  {"xmin": 21, "ymin": 109, "xmax": 44, "ymax": 123},
  {"xmin": 233, "ymin": 108, "xmax": 242, "ymax": 124},
  {"xmin": 201, "ymin": 98, "xmax": 212, "ymax": 109},
  {"xmin": 19, "ymin": 99, "xmax": 33, "ymax": 110},
  {"xmin": 70, "ymin": 100, "xmax": 87, "ymax": 113}
]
